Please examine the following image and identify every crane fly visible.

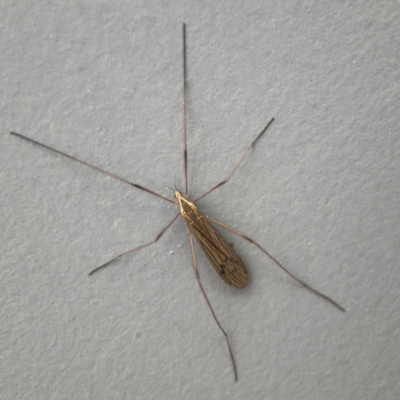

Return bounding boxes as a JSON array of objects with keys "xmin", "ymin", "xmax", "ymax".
[{"xmin": 10, "ymin": 23, "xmax": 345, "ymax": 382}]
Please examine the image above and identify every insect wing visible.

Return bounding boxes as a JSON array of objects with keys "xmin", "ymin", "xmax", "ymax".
[{"xmin": 185, "ymin": 206, "xmax": 248, "ymax": 288}]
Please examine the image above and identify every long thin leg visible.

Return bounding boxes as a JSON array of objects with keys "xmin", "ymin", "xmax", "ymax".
[
  {"xmin": 188, "ymin": 231, "xmax": 239, "ymax": 381},
  {"xmin": 89, "ymin": 212, "xmax": 180, "ymax": 275},
  {"xmin": 182, "ymin": 23, "xmax": 189, "ymax": 198},
  {"xmin": 10, "ymin": 131, "xmax": 175, "ymax": 204},
  {"xmin": 207, "ymin": 216, "xmax": 345, "ymax": 312},
  {"xmin": 194, "ymin": 118, "xmax": 274, "ymax": 203}
]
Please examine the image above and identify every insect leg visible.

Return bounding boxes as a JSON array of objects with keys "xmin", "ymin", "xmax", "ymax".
[
  {"xmin": 182, "ymin": 23, "xmax": 189, "ymax": 198},
  {"xmin": 89, "ymin": 212, "xmax": 180, "ymax": 275},
  {"xmin": 206, "ymin": 216, "xmax": 345, "ymax": 312},
  {"xmin": 193, "ymin": 118, "xmax": 274, "ymax": 202},
  {"xmin": 188, "ymin": 231, "xmax": 239, "ymax": 381},
  {"xmin": 10, "ymin": 131, "xmax": 175, "ymax": 204}
]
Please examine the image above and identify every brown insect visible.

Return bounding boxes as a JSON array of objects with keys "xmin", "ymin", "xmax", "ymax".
[{"xmin": 11, "ymin": 23, "xmax": 344, "ymax": 381}]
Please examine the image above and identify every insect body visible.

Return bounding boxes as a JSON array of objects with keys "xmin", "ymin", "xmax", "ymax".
[{"xmin": 177, "ymin": 190, "xmax": 248, "ymax": 288}]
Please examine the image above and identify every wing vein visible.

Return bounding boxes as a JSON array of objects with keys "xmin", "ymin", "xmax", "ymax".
[{"xmin": 183, "ymin": 207, "xmax": 248, "ymax": 288}]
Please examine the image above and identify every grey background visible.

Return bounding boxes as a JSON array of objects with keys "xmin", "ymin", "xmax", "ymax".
[{"xmin": 1, "ymin": 1, "xmax": 399, "ymax": 399}]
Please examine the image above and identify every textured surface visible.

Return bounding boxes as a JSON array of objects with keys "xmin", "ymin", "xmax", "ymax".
[{"xmin": 1, "ymin": 1, "xmax": 400, "ymax": 399}]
